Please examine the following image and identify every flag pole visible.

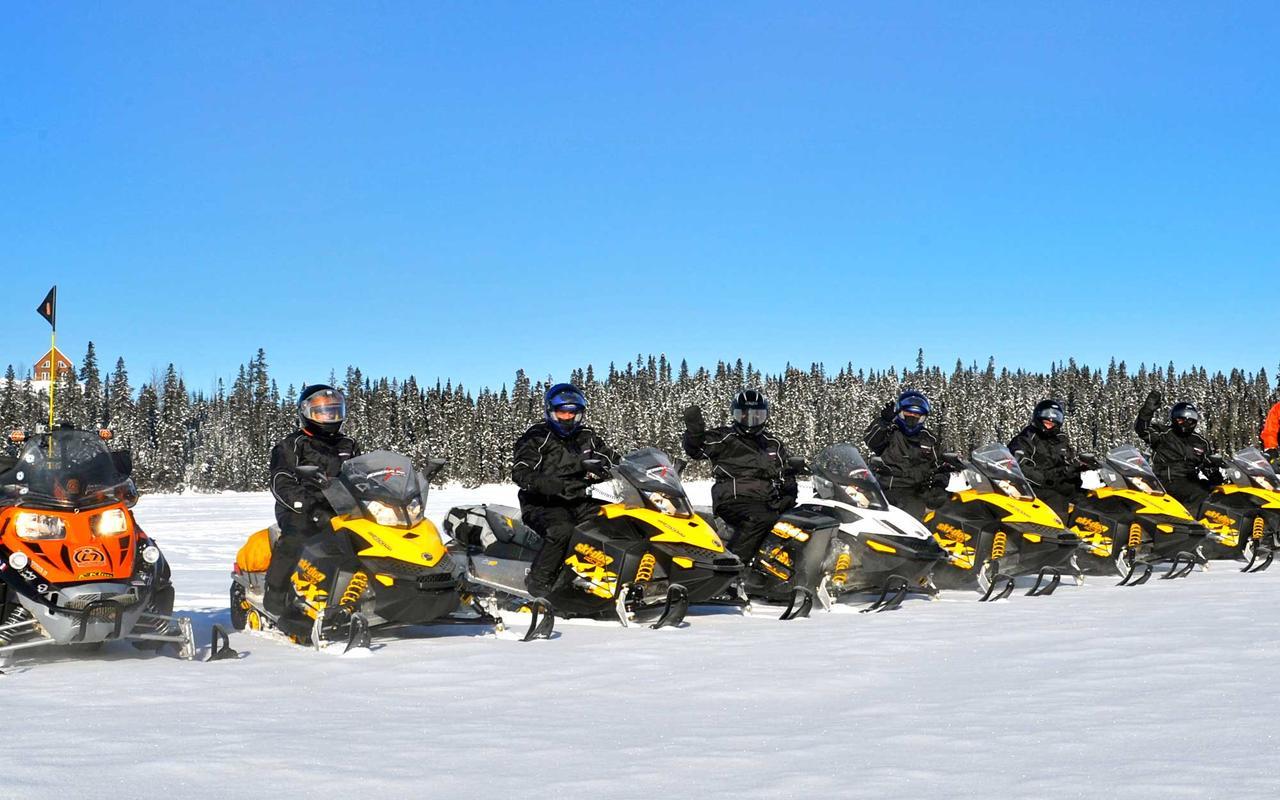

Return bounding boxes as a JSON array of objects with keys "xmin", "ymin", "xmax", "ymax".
[{"xmin": 49, "ymin": 326, "xmax": 57, "ymax": 429}]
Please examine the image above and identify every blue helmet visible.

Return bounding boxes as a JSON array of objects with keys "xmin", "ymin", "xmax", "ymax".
[
  {"xmin": 895, "ymin": 390, "xmax": 930, "ymax": 435},
  {"xmin": 545, "ymin": 383, "xmax": 587, "ymax": 437}
]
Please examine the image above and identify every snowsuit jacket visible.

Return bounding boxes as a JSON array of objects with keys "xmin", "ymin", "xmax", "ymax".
[
  {"xmin": 1134, "ymin": 402, "xmax": 1222, "ymax": 486},
  {"xmin": 1262, "ymin": 402, "xmax": 1280, "ymax": 451},
  {"xmin": 681, "ymin": 423, "xmax": 798, "ymax": 511},
  {"xmin": 269, "ymin": 429, "xmax": 361, "ymax": 536},
  {"xmin": 1007, "ymin": 425, "xmax": 1083, "ymax": 498},
  {"xmin": 863, "ymin": 410, "xmax": 943, "ymax": 494},
  {"xmin": 511, "ymin": 422, "xmax": 620, "ymax": 508}
]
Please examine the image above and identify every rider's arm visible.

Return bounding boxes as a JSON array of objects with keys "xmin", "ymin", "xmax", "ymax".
[
  {"xmin": 511, "ymin": 429, "xmax": 567, "ymax": 496},
  {"xmin": 1262, "ymin": 403, "xmax": 1280, "ymax": 451},
  {"xmin": 268, "ymin": 440, "xmax": 310, "ymax": 516}
]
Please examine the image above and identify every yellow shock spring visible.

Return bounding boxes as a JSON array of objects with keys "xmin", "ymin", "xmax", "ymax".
[
  {"xmin": 340, "ymin": 570, "xmax": 369, "ymax": 608},
  {"xmin": 832, "ymin": 552, "xmax": 851, "ymax": 586},
  {"xmin": 991, "ymin": 531, "xmax": 1007, "ymax": 560},
  {"xmin": 1127, "ymin": 523, "xmax": 1143, "ymax": 549},
  {"xmin": 635, "ymin": 552, "xmax": 656, "ymax": 583},
  {"xmin": 1253, "ymin": 516, "xmax": 1266, "ymax": 540}
]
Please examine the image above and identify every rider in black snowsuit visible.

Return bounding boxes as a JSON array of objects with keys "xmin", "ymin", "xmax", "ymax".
[
  {"xmin": 681, "ymin": 389, "xmax": 798, "ymax": 565},
  {"xmin": 1008, "ymin": 399, "xmax": 1089, "ymax": 519},
  {"xmin": 264, "ymin": 385, "xmax": 360, "ymax": 617},
  {"xmin": 863, "ymin": 390, "xmax": 950, "ymax": 519},
  {"xmin": 513, "ymin": 383, "xmax": 619, "ymax": 598},
  {"xmin": 1135, "ymin": 390, "xmax": 1223, "ymax": 509}
]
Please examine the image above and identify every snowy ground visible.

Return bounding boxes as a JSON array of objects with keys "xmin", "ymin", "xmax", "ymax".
[{"xmin": 5, "ymin": 482, "xmax": 1280, "ymax": 799}]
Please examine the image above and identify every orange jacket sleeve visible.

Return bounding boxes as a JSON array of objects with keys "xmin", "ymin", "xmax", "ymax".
[{"xmin": 1262, "ymin": 402, "xmax": 1280, "ymax": 449}]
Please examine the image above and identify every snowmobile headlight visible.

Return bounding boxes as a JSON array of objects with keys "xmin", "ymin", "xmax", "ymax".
[
  {"xmin": 642, "ymin": 490, "xmax": 689, "ymax": 517},
  {"xmin": 141, "ymin": 545, "xmax": 161, "ymax": 564},
  {"xmin": 15, "ymin": 512, "xmax": 66, "ymax": 540},
  {"xmin": 405, "ymin": 498, "xmax": 424, "ymax": 525},
  {"xmin": 7, "ymin": 551, "xmax": 29, "ymax": 570},
  {"xmin": 365, "ymin": 500, "xmax": 406, "ymax": 527},
  {"xmin": 92, "ymin": 508, "xmax": 130, "ymax": 536}
]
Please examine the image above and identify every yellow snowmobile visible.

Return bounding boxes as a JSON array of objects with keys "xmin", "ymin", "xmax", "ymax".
[
  {"xmin": 446, "ymin": 447, "xmax": 742, "ymax": 628},
  {"xmin": 1193, "ymin": 447, "xmax": 1277, "ymax": 572},
  {"xmin": 1069, "ymin": 445, "xmax": 1215, "ymax": 584},
  {"xmin": 922, "ymin": 443, "xmax": 1080, "ymax": 601},
  {"xmin": 230, "ymin": 450, "xmax": 543, "ymax": 650}
]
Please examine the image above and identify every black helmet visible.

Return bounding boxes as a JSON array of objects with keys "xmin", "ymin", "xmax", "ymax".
[
  {"xmin": 731, "ymin": 389, "xmax": 769, "ymax": 434},
  {"xmin": 298, "ymin": 384, "xmax": 347, "ymax": 438},
  {"xmin": 1170, "ymin": 402, "xmax": 1201, "ymax": 435},
  {"xmin": 1031, "ymin": 399, "xmax": 1065, "ymax": 434}
]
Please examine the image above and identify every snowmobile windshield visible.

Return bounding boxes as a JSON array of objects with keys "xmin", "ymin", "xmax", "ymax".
[
  {"xmin": 614, "ymin": 447, "xmax": 693, "ymax": 518},
  {"xmin": 323, "ymin": 450, "xmax": 429, "ymax": 528},
  {"xmin": 3, "ymin": 430, "xmax": 135, "ymax": 511},
  {"xmin": 1230, "ymin": 447, "xmax": 1279, "ymax": 491},
  {"xmin": 811, "ymin": 443, "xmax": 888, "ymax": 511},
  {"xmin": 1101, "ymin": 445, "xmax": 1164, "ymax": 495},
  {"xmin": 969, "ymin": 444, "xmax": 1035, "ymax": 501}
]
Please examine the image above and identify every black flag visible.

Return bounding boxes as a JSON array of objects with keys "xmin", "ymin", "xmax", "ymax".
[{"xmin": 37, "ymin": 285, "xmax": 56, "ymax": 330}]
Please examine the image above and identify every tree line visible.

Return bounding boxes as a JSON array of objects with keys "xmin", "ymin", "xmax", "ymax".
[{"xmin": 1, "ymin": 344, "xmax": 1276, "ymax": 492}]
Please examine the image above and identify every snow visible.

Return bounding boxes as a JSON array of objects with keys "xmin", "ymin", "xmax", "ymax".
[{"xmin": 5, "ymin": 482, "xmax": 1280, "ymax": 799}]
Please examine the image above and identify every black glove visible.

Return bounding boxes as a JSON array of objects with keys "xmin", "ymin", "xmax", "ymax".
[
  {"xmin": 531, "ymin": 474, "xmax": 567, "ymax": 497},
  {"xmin": 1265, "ymin": 448, "xmax": 1280, "ymax": 462},
  {"xmin": 1141, "ymin": 390, "xmax": 1163, "ymax": 413},
  {"xmin": 880, "ymin": 400, "xmax": 898, "ymax": 423},
  {"xmin": 1077, "ymin": 454, "xmax": 1099, "ymax": 470},
  {"xmin": 682, "ymin": 405, "xmax": 706, "ymax": 433},
  {"xmin": 312, "ymin": 508, "xmax": 336, "ymax": 531},
  {"xmin": 560, "ymin": 478, "xmax": 589, "ymax": 497},
  {"xmin": 930, "ymin": 472, "xmax": 952, "ymax": 489}
]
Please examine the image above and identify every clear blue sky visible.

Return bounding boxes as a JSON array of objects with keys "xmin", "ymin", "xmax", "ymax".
[{"xmin": 2, "ymin": 2, "xmax": 1277, "ymax": 395}]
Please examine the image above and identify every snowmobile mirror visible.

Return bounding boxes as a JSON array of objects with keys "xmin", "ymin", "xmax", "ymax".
[
  {"xmin": 673, "ymin": 458, "xmax": 688, "ymax": 475},
  {"xmin": 787, "ymin": 456, "xmax": 810, "ymax": 476},
  {"xmin": 868, "ymin": 455, "xmax": 886, "ymax": 470},
  {"xmin": 424, "ymin": 458, "xmax": 448, "ymax": 479},
  {"xmin": 111, "ymin": 450, "xmax": 133, "ymax": 478}
]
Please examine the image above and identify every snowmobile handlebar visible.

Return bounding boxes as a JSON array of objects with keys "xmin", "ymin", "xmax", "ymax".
[
  {"xmin": 939, "ymin": 453, "xmax": 966, "ymax": 472},
  {"xmin": 295, "ymin": 465, "xmax": 330, "ymax": 488}
]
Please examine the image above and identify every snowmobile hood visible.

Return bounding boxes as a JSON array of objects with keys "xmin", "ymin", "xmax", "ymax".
[
  {"xmin": 335, "ymin": 515, "xmax": 449, "ymax": 567},
  {"xmin": 954, "ymin": 489, "xmax": 1066, "ymax": 528},
  {"xmin": 0, "ymin": 501, "xmax": 138, "ymax": 583},
  {"xmin": 600, "ymin": 504, "xmax": 725, "ymax": 552},
  {"xmin": 1212, "ymin": 484, "xmax": 1280, "ymax": 510},
  {"xmin": 1091, "ymin": 487, "xmax": 1197, "ymax": 521},
  {"xmin": 803, "ymin": 497, "xmax": 933, "ymax": 541}
]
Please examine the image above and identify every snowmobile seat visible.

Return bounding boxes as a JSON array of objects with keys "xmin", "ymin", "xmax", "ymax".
[{"xmin": 444, "ymin": 504, "xmax": 543, "ymax": 559}]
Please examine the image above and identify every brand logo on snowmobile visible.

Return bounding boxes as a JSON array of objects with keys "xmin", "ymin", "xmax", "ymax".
[
  {"xmin": 66, "ymin": 478, "xmax": 82, "ymax": 494},
  {"xmin": 1072, "ymin": 517, "xmax": 1108, "ymax": 535},
  {"xmin": 572, "ymin": 542, "xmax": 613, "ymax": 567},
  {"xmin": 77, "ymin": 570, "xmax": 112, "ymax": 579},
  {"xmin": 772, "ymin": 521, "xmax": 810, "ymax": 541},
  {"xmin": 645, "ymin": 466, "xmax": 670, "ymax": 479},
  {"xmin": 72, "ymin": 547, "xmax": 107, "ymax": 566},
  {"xmin": 934, "ymin": 523, "xmax": 970, "ymax": 542},
  {"xmin": 363, "ymin": 467, "xmax": 406, "ymax": 482},
  {"xmin": 1202, "ymin": 509, "xmax": 1237, "ymax": 531}
]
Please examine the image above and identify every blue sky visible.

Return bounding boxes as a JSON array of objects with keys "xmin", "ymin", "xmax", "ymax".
[{"xmin": 2, "ymin": 2, "xmax": 1277, "ymax": 395}]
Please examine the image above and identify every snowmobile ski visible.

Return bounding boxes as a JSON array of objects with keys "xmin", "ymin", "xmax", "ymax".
[
  {"xmin": 779, "ymin": 586, "xmax": 814, "ymax": 620},
  {"xmin": 1161, "ymin": 552, "xmax": 1197, "ymax": 580},
  {"xmin": 651, "ymin": 584, "xmax": 690, "ymax": 629},
  {"xmin": 979, "ymin": 576, "xmax": 1015, "ymax": 602},
  {"xmin": 1115, "ymin": 549, "xmax": 1153, "ymax": 586},
  {"xmin": 206, "ymin": 624, "xmax": 238, "ymax": 662},
  {"xmin": 344, "ymin": 613, "xmax": 371, "ymax": 653},
  {"xmin": 1241, "ymin": 541, "xmax": 1274, "ymax": 573},
  {"xmin": 522, "ymin": 600, "xmax": 556, "ymax": 641},
  {"xmin": 1025, "ymin": 567, "xmax": 1062, "ymax": 597},
  {"xmin": 860, "ymin": 576, "xmax": 910, "ymax": 613}
]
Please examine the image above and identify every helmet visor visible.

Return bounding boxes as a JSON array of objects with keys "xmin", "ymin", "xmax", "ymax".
[
  {"xmin": 1035, "ymin": 407, "xmax": 1065, "ymax": 426},
  {"xmin": 301, "ymin": 389, "xmax": 347, "ymax": 424},
  {"xmin": 733, "ymin": 407, "xmax": 769, "ymax": 428}
]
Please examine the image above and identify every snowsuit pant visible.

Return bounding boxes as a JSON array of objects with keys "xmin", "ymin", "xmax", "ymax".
[
  {"xmin": 264, "ymin": 529, "xmax": 309, "ymax": 616},
  {"xmin": 523, "ymin": 499, "xmax": 605, "ymax": 593},
  {"xmin": 1163, "ymin": 475, "xmax": 1215, "ymax": 513},
  {"xmin": 716, "ymin": 501, "xmax": 781, "ymax": 566},
  {"xmin": 883, "ymin": 486, "xmax": 947, "ymax": 521}
]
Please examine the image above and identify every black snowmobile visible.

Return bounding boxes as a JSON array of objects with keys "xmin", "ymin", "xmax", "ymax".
[{"xmin": 445, "ymin": 447, "xmax": 741, "ymax": 629}]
